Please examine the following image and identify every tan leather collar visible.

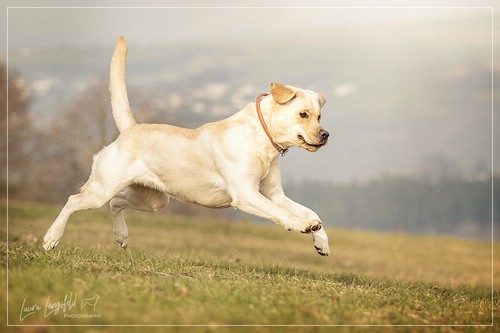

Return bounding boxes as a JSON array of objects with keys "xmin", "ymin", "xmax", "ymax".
[{"xmin": 255, "ymin": 93, "xmax": 288, "ymax": 156}]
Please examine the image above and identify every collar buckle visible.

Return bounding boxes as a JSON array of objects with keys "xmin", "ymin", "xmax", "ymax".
[{"xmin": 279, "ymin": 148, "xmax": 289, "ymax": 157}]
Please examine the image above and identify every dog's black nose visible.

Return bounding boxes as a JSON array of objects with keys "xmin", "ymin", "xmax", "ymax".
[{"xmin": 319, "ymin": 129, "xmax": 329, "ymax": 141}]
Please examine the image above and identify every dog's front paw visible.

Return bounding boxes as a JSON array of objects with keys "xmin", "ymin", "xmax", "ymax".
[
  {"xmin": 301, "ymin": 220, "xmax": 322, "ymax": 234},
  {"xmin": 312, "ymin": 227, "xmax": 330, "ymax": 256}
]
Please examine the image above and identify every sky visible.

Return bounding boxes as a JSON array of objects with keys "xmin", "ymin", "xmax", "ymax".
[{"xmin": 3, "ymin": 1, "xmax": 497, "ymax": 54}]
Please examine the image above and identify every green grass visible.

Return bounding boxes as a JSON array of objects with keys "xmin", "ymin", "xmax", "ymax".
[{"xmin": 1, "ymin": 200, "xmax": 498, "ymax": 332}]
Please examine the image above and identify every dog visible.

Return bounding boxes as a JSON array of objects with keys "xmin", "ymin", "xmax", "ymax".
[{"xmin": 43, "ymin": 36, "xmax": 331, "ymax": 256}]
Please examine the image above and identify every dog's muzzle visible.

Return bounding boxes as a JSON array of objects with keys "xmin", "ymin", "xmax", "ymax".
[{"xmin": 298, "ymin": 129, "xmax": 330, "ymax": 152}]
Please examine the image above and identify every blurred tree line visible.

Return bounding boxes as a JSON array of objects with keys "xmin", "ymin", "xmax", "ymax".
[
  {"xmin": 2, "ymin": 63, "xmax": 497, "ymax": 238},
  {"xmin": 3, "ymin": 63, "xmax": 117, "ymax": 201}
]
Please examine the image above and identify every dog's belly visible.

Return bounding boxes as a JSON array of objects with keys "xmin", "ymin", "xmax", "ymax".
[
  {"xmin": 134, "ymin": 170, "xmax": 232, "ymax": 209},
  {"xmin": 168, "ymin": 172, "xmax": 233, "ymax": 208},
  {"xmin": 170, "ymin": 185, "xmax": 232, "ymax": 209}
]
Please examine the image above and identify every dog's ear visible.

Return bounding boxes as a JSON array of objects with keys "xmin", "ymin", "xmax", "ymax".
[
  {"xmin": 270, "ymin": 83, "xmax": 296, "ymax": 104},
  {"xmin": 318, "ymin": 94, "xmax": 327, "ymax": 108}
]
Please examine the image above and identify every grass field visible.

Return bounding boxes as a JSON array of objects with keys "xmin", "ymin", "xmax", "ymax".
[{"xmin": 1, "ymin": 200, "xmax": 499, "ymax": 332}]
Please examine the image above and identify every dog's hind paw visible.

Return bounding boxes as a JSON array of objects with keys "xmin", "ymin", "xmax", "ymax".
[
  {"xmin": 116, "ymin": 238, "xmax": 128, "ymax": 249},
  {"xmin": 113, "ymin": 224, "xmax": 129, "ymax": 249},
  {"xmin": 114, "ymin": 232, "xmax": 128, "ymax": 249},
  {"xmin": 43, "ymin": 240, "xmax": 59, "ymax": 251},
  {"xmin": 43, "ymin": 227, "xmax": 63, "ymax": 250},
  {"xmin": 43, "ymin": 235, "xmax": 60, "ymax": 251}
]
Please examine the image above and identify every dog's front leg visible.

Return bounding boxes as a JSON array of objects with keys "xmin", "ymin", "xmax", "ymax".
[
  {"xmin": 260, "ymin": 159, "xmax": 321, "ymax": 220},
  {"xmin": 229, "ymin": 186, "xmax": 316, "ymax": 234},
  {"xmin": 264, "ymin": 189, "xmax": 330, "ymax": 256},
  {"xmin": 232, "ymin": 187, "xmax": 329, "ymax": 256},
  {"xmin": 260, "ymin": 159, "xmax": 330, "ymax": 256},
  {"xmin": 269, "ymin": 193, "xmax": 331, "ymax": 256}
]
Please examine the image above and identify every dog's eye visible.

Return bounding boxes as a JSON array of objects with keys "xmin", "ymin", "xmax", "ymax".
[
  {"xmin": 300, "ymin": 112, "xmax": 309, "ymax": 119},
  {"xmin": 318, "ymin": 115, "xmax": 321, "ymax": 121}
]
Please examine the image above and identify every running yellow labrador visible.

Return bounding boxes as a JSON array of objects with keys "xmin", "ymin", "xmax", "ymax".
[{"xmin": 43, "ymin": 37, "xmax": 331, "ymax": 256}]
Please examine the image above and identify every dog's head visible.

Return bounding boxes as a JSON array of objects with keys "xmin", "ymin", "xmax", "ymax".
[{"xmin": 269, "ymin": 82, "xmax": 329, "ymax": 152}]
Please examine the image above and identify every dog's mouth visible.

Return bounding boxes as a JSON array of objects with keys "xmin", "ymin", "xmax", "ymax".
[{"xmin": 298, "ymin": 135, "xmax": 326, "ymax": 152}]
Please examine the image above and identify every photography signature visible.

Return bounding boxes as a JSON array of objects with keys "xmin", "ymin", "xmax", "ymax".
[{"xmin": 19, "ymin": 292, "xmax": 101, "ymax": 321}]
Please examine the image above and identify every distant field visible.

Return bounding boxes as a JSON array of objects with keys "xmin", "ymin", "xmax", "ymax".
[{"xmin": 1, "ymin": 200, "xmax": 498, "ymax": 332}]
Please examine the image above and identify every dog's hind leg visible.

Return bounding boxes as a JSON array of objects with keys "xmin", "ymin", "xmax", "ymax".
[
  {"xmin": 43, "ymin": 146, "xmax": 133, "ymax": 250},
  {"xmin": 109, "ymin": 184, "xmax": 167, "ymax": 249},
  {"xmin": 43, "ymin": 184, "xmax": 127, "ymax": 250}
]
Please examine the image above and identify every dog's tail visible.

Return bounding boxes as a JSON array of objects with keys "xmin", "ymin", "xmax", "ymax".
[{"xmin": 109, "ymin": 36, "xmax": 137, "ymax": 132}]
